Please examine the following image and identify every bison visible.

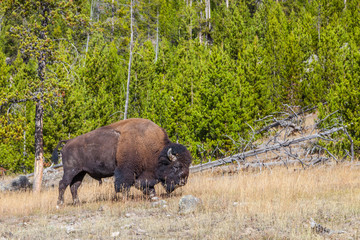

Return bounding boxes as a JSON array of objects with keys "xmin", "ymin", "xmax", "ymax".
[{"xmin": 52, "ymin": 118, "xmax": 192, "ymax": 206}]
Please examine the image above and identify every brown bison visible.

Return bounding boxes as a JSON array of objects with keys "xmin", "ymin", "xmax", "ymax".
[{"xmin": 52, "ymin": 118, "xmax": 192, "ymax": 206}]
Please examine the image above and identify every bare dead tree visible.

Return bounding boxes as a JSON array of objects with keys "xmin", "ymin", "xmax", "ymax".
[
  {"xmin": 154, "ymin": 9, "xmax": 159, "ymax": 63},
  {"xmin": 190, "ymin": 126, "xmax": 344, "ymax": 173},
  {"xmin": 84, "ymin": 0, "xmax": 94, "ymax": 67},
  {"xmin": 124, "ymin": 0, "xmax": 134, "ymax": 120},
  {"xmin": 191, "ymin": 105, "xmax": 354, "ymax": 173}
]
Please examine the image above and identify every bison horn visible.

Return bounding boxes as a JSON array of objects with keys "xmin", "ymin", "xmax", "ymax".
[{"xmin": 167, "ymin": 148, "xmax": 177, "ymax": 162}]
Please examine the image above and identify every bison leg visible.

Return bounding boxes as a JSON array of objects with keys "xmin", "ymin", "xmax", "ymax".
[
  {"xmin": 57, "ymin": 168, "xmax": 82, "ymax": 206},
  {"xmin": 134, "ymin": 176, "xmax": 157, "ymax": 199},
  {"xmin": 136, "ymin": 184, "xmax": 156, "ymax": 199},
  {"xmin": 114, "ymin": 168, "xmax": 135, "ymax": 194},
  {"xmin": 70, "ymin": 171, "xmax": 86, "ymax": 205}
]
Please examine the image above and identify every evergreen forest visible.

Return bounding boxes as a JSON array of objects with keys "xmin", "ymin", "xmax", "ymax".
[{"xmin": 0, "ymin": 0, "xmax": 359, "ymax": 173}]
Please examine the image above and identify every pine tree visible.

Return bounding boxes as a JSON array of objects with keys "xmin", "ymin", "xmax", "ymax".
[{"xmin": 2, "ymin": 0, "xmax": 88, "ymax": 190}]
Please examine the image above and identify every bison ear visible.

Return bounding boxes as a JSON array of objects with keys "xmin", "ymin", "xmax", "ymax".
[{"xmin": 167, "ymin": 148, "xmax": 177, "ymax": 162}]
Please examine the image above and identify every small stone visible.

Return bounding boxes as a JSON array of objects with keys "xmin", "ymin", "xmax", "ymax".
[
  {"xmin": 150, "ymin": 196, "xmax": 160, "ymax": 201},
  {"xmin": 135, "ymin": 228, "xmax": 147, "ymax": 235},
  {"xmin": 125, "ymin": 213, "xmax": 135, "ymax": 218},
  {"xmin": 243, "ymin": 227, "xmax": 255, "ymax": 235},
  {"xmin": 121, "ymin": 224, "xmax": 132, "ymax": 229},
  {"xmin": 111, "ymin": 232, "xmax": 120, "ymax": 237},
  {"xmin": 0, "ymin": 182, "xmax": 8, "ymax": 191},
  {"xmin": 178, "ymin": 195, "xmax": 202, "ymax": 214},
  {"xmin": 0, "ymin": 176, "xmax": 32, "ymax": 192},
  {"xmin": 66, "ymin": 226, "xmax": 75, "ymax": 234},
  {"xmin": 151, "ymin": 200, "xmax": 167, "ymax": 208},
  {"xmin": 10, "ymin": 176, "xmax": 31, "ymax": 191}
]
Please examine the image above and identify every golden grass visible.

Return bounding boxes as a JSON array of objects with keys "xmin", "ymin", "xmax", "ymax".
[{"xmin": 1, "ymin": 164, "xmax": 360, "ymax": 239}]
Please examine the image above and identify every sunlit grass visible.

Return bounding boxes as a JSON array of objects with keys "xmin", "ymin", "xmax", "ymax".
[{"xmin": 0, "ymin": 164, "xmax": 359, "ymax": 239}]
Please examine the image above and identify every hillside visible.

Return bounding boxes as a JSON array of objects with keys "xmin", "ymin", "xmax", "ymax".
[{"xmin": 0, "ymin": 0, "xmax": 359, "ymax": 173}]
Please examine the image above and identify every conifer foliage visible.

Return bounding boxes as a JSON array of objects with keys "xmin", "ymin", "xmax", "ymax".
[{"xmin": 0, "ymin": 0, "xmax": 359, "ymax": 174}]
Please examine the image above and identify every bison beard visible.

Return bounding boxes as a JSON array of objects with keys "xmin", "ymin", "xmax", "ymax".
[{"xmin": 52, "ymin": 118, "xmax": 192, "ymax": 206}]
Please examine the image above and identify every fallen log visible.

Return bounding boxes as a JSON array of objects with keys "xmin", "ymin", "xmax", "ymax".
[
  {"xmin": 25, "ymin": 163, "xmax": 63, "ymax": 178},
  {"xmin": 237, "ymin": 158, "xmax": 327, "ymax": 170},
  {"xmin": 190, "ymin": 127, "xmax": 343, "ymax": 173}
]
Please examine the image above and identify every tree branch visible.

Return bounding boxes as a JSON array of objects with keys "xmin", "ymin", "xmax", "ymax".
[
  {"xmin": 0, "ymin": 97, "xmax": 37, "ymax": 111},
  {"xmin": 256, "ymin": 105, "xmax": 318, "ymax": 134}
]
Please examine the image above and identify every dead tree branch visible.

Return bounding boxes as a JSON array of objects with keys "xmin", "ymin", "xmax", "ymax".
[
  {"xmin": 190, "ymin": 127, "xmax": 343, "ymax": 173},
  {"xmin": 0, "ymin": 97, "xmax": 37, "ymax": 111},
  {"xmin": 342, "ymin": 127, "xmax": 354, "ymax": 162},
  {"xmin": 25, "ymin": 163, "xmax": 63, "ymax": 178},
  {"xmin": 256, "ymin": 105, "xmax": 317, "ymax": 134}
]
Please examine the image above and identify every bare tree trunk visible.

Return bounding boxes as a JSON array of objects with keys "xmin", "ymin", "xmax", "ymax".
[
  {"xmin": 188, "ymin": 0, "xmax": 193, "ymax": 39},
  {"xmin": 124, "ymin": 0, "xmax": 134, "ymax": 120},
  {"xmin": 33, "ymin": 2, "xmax": 49, "ymax": 193},
  {"xmin": 204, "ymin": 0, "xmax": 211, "ymax": 43},
  {"xmin": 199, "ymin": 12, "xmax": 202, "ymax": 44},
  {"xmin": 0, "ymin": 15, "xmax": 3, "ymax": 33},
  {"xmin": 84, "ymin": 0, "xmax": 94, "ymax": 67},
  {"xmin": 111, "ymin": 0, "xmax": 115, "ymax": 41},
  {"xmin": 207, "ymin": 0, "xmax": 211, "ymax": 29},
  {"xmin": 33, "ymin": 100, "xmax": 44, "ymax": 192},
  {"xmin": 154, "ymin": 9, "xmax": 159, "ymax": 63},
  {"xmin": 86, "ymin": 0, "xmax": 94, "ymax": 53},
  {"xmin": 23, "ymin": 129, "xmax": 26, "ymax": 160},
  {"xmin": 23, "ymin": 105, "xmax": 27, "ymax": 172},
  {"xmin": 317, "ymin": 3, "xmax": 321, "ymax": 42},
  {"xmin": 226, "ymin": 0, "xmax": 229, "ymax": 9}
]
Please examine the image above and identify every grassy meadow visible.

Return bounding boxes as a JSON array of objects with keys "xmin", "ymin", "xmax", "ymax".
[{"xmin": 0, "ymin": 164, "xmax": 360, "ymax": 239}]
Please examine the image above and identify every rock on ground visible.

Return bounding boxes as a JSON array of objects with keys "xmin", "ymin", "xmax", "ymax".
[
  {"xmin": 178, "ymin": 195, "xmax": 202, "ymax": 214},
  {"xmin": 0, "ymin": 175, "xmax": 31, "ymax": 191}
]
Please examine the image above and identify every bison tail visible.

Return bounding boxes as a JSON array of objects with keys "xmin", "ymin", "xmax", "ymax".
[{"xmin": 51, "ymin": 140, "xmax": 69, "ymax": 164}]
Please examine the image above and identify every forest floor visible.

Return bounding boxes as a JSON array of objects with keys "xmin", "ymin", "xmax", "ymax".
[{"xmin": 1, "ymin": 163, "xmax": 360, "ymax": 239}]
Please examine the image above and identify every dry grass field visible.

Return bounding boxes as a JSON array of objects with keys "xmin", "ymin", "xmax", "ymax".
[{"xmin": 1, "ymin": 164, "xmax": 360, "ymax": 239}]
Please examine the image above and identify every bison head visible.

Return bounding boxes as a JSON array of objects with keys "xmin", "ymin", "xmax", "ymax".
[{"xmin": 156, "ymin": 143, "xmax": 192, "ymax": 193}]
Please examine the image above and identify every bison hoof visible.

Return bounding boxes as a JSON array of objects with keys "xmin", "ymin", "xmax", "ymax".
[{"xmin": 56, "ymin": 200, "xmax": 64, "ymax": 208}]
